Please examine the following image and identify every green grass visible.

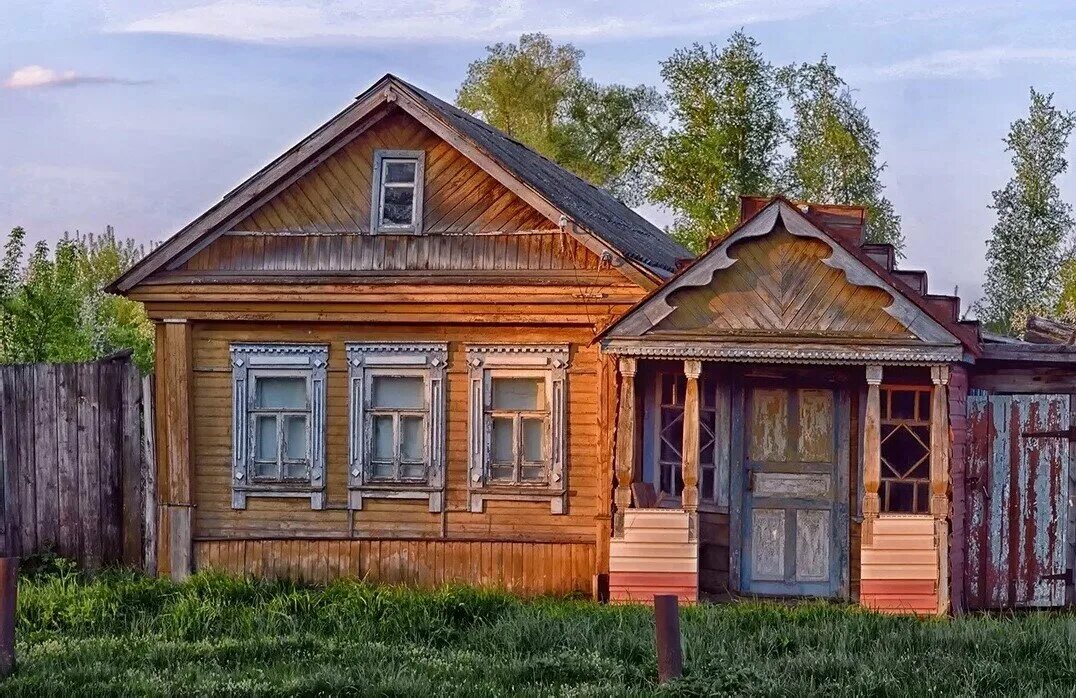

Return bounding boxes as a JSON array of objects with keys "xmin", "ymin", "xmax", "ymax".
[{"xmin": 4, "ymin": 556, "xmax": 1076, "ymax": 696}]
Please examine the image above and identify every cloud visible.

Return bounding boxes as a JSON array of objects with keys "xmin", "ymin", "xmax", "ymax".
[
  {"xmin": 112, "ymin": 0, "xmax": 845, "ymax": 44},
  {"xmin": 3, "ymin": 65, "xmax": 146, "ymax": 89},
  {"xmin": 868, "ymin": 47, "xmax": 1076, "ymax": 80}
]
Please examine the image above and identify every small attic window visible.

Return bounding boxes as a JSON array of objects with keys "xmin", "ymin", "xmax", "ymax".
[{"xmin": 372, "ymin": 149, "xmax": 425, "ymax": 233}]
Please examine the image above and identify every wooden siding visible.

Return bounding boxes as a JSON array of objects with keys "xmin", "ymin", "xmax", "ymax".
[
  {"xmin": 609, "ymin": 509, "xmax": 698, "ymax": 602},
  {"xmin": 195, "ymin": 539, "xmax": 594, "ymax": 595},
  {"xmin": 860, "ymin": 516, "xmax": 939, "ymax": 614},
  {"xmin": 184, "ymin": 320, "xmax": 616, "ymax": 592},
  {"xmin": 698, "ymin": 510, "xmax": 729, "ymax": 594},
  {"xmin": 656, "ymin": 228, "xmax": 913, "ymax": 338}
]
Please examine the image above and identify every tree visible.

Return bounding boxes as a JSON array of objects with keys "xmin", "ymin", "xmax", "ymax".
[
  {"xmin": 979, "ymin": 89, "xmax": 1075, "ymax": 334},
  {"xmin": 0, "ymin": 226, "xmax": 154, "ymax": 370},
  {"xmin": 649, "ymin": 33, "xmax": 785, "ymax": 252},
  {"xmin": 457, "ymin": 33, "xmax": 663, "ymax": 204},
  {"xmin": 778, "ymin": 56, "xmax": 904, "ymax": 254}
]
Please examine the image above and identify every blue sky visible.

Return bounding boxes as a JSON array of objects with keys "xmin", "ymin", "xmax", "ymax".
[{"xmin": 4, "ymin": 1, "xmax": 1076, "ymax": 307}]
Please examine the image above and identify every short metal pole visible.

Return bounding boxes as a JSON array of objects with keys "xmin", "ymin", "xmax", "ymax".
[
  {"xmin": 0, "ymin": 557, "xmax": 16, "ymax": 678},
  {"xmin": 654, "ymin": 593, "xmax": 683, "ymax": 683}
]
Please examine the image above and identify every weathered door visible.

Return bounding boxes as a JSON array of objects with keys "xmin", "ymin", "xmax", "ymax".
[
  {"xmin": 966, "ymin": 394, "xmax": 1070, "ymax": 608},
  {"xmin": 738, "ymin": 385, "xmax": 848, "ymax": 597}
]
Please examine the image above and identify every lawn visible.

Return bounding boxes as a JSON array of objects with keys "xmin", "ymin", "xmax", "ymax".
[{"xmin": 3, "ymin": 558, "xmax": 1076, "ymax": 696}]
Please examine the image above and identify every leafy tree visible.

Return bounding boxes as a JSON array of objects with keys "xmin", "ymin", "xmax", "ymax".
[
  {"xmin": 979, "ymin": 89, "xmax": 1075, "ymax": 334},
  {"xmin": 0, "ymin": 226, "xmax": 154, "ymax": 371},
  {"xmin": 778, "ymin": 56, "xmax": 904, "ymax": 254},
  {"xmin": 457, "ymin": 33, "xmax": 663, "ymax": 204},
  {"xmin": 650, "ymin": 33, "xmax": 785, "ymax": 252}
]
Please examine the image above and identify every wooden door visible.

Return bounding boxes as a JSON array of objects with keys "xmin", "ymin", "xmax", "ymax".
[
  {"xmin": 965, "ymin": 394, "xmax": 1070, "ymax": 609},
  {"xmin": 737, "ymin": 385, "xmax": 849, "ymax": 597}
]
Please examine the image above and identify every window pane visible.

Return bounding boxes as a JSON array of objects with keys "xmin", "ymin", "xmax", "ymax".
[
  {"xmin": 372, "ymin": 375, "xmax": 424, "ymax": 409},
  {"xmin": 370, "ymin": 461, "xmax": 393, "ymax": 479},
  {"xmin": 384, "ymin": 160, "xmax": 416, "ymax": 184},
  {"xmin": 492, "ymin": 377, "xmax": 543, "ymax": 410},
  {"xmin": 490, "ymin": 464, "xmax": 514, "ymax": 482},
  {"xmin": 381, "ymin": 186, "xmax": 414, "ymax": 226},
  {"xmin": 890, "ymin": 390, "xmax": 916, "ymax": 420},
  {"xmin": 284, "ymin": 461, "xmax": 307, "ymax": 480},
  {"xmin": 256, "ymin": 376, "xmax": 306, "ymax": 409},
  {"xmin": 372, "ymin": 415, "xmax": 395, "ymax": 460},
  {"xmin": 521, "ymin": 465, "xmax": 546, "ymax": 483},
  {"xmin": 522, "ymin": 417, "xmax": 545, "ymax": 461},
  {"xmin": 255, "ymin": 459, "xmax": 278, "ymax": 479},
  {"xmin": 918, "ymin": 391, "xmax": 931, "ymax": 421},
  {"xmin": 491, "ymin": 417, "xmax": 514, "ymax": 463},
  {"xmin": 400, "ymin": 462, "xmax": 426, "ymax": 480},
  {"xmin": 701, "ymin": 467, "xmax": 715, "ymax": 501},
  {"xmin": 284, "ymin": 415, "xmax": 308, "ymax": 461},
  {"xmin": 255, "ymin": 415, "xmax": 277, "ymax": 461},
  {"xmin": 400, "ymin": 415, "xmax": 424, "ymax": 461}
]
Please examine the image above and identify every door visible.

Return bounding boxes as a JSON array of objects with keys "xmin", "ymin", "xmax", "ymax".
[
  {"xmin": 738, "ymin": 385, "xmax": 848, "ymax": 597},
  {"xmin": 966, "ymin": 393, "xmax": 1070, "ymax": 609}
]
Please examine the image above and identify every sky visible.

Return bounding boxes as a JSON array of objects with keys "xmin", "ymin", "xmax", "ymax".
[{"xmin": 4, "ymin": 1, "xmax": 1076, "ymax": 309}]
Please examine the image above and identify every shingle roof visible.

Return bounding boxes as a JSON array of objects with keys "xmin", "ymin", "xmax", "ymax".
[{"xmin": 400, "ymin": 79, "xmax": 690, "ymax": 275}]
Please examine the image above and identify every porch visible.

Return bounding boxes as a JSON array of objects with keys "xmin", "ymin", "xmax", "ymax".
[{"xmin": 607, "ymin": 356, "xmax": 954, "ymax": 615}]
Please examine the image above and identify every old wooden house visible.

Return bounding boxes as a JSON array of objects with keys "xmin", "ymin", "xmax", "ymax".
[{"xmin": 110, "ymin": 75, "xmax": 1076, "ymax": 615}]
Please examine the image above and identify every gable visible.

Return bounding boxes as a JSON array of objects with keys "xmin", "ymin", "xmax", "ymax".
[{"xmin": 656, "ymin": 228, "xmax": 913, "ymax": 339}]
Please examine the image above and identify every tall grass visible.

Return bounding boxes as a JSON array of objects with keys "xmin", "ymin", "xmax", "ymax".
[{"xmin": 5, "ymin": 555, "xmax": 1076, "ymax": 695}]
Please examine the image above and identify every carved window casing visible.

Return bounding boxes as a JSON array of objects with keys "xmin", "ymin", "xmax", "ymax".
[
  {"xmin": 346, "ymin": 343, "xmax": 447, "ymax": 512},
  {"xmin": 467, "ymin": 345, "xmax": 569, "ymax": 514},
  {"xmin": 230, "ymin": 343, "xmax": 328, "ymax": 509},
  {"xmin": 879, "ymin": 386, "xmax": 932, "ymax": 514}
]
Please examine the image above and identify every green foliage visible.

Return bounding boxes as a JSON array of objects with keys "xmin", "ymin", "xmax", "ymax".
[
  {"xmin": 457, "ymin": 33, "xmax": 664, "ymax": 205},
  {"xmin": 0, "ymin": 226, "xmax": 153, "ymax": 371},
  {"xmin": 778, "ymin": 56, "xmax": 904, "ymax": 254},
  {"xmin": 650, "ymin": 33, "xmax": 785, "ymax": 252},
  {"xmin": 7, "ymin": 562, "xmax": 1076, "ymax": 695},
  {"xmin": 979, "ymin": 89, "xmax": 1076, "ymax": 335}
]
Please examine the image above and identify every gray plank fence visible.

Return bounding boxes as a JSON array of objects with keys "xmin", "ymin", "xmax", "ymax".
[{"xmin": 0, "ymin": 352, "xmax": 153, "ymax": 570}]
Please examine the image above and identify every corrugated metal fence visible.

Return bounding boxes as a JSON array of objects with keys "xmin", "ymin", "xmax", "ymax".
[
  {"xmin": 965, "ymin": 393, "xmax": 1071, "ymax": 609},
  {"xmin": 0, "ymin": 353, "xmax": 151, "ymax": 570}
]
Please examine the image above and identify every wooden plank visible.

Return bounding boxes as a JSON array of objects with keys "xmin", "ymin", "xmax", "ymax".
[
  {"xmin": 121, "ymin": 362, "xmax": 144, "ymax": 567},
  {"xmin": 0, "ymin": 369, "xmax": 18, "ymax": 556},
  {"xmin": 99, "ymin": 360, "xmax": 123, "ymax": 564},
  {"xmin": 33, "ymin": 365, "xmax": 59, "ymax": 552},
  {"xmin": 77, "ymin": 362, "xmax": 102, "ymax": 569},
  {"xmin": 15, "ymin": 366, "xmax": 37, "ymax": 553},
  {"xmin": 142, "ymin": 373, "xmax": 158, "ymax": 574},
  {"xmin": 55, "ymin": 364, "xmax": 80, "ymax": 560}
]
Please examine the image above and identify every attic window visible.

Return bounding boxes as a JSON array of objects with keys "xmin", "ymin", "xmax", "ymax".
[{"xmin": 372, "ymin": 149, "xmax": 425, "ymax": 233}]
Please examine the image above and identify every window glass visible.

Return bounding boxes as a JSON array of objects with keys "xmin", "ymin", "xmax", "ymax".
[
  {"xmin": 522, "ymin": 417, "xmax": 545, "ymax": 461},
  {"xmin": 284, "ymin": 415, "xmax": 308, "ymax": 461},
  {"xmin": 880, "ymin": 387, "xmax": 932, "ymax": 514},
  {"xmin": 382, "ymin": 187, "xmax": 415, "ymax": 226},
  {"xmin": 372, "ymin": 415, "xmax": 394, "ymax": 461},
  {"xmin": 255, "ymin": 415, "xmax": 277, "ymax": 461},
  {"xmin": 492, "ymin": 377, "xmax": 543, "ymax": 410},
  {"xmin": 400, "ymin": 416, "xmax": 424, "ymax": 461},
  {"xmin": 491, "ymin": 416, "xmax": 513, "ymax": 462},
  {"xmin": 372, "ymin": 375, "xmax": 424, "ymax": 409},
  {"xmin": 384, "ymin": 160, "xmax": 416, "ymax": 184},
  {"xmin": 256, "ymin": 376, "xmax": 306, "ymax": 409}
]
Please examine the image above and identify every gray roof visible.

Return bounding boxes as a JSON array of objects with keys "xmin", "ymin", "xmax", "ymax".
[{"xmin": 402, "ymin": 79, "xmax": 690, "ymax": 275}]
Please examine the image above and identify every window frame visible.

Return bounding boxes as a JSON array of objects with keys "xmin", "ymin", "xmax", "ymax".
[
  {"xmin": 486, "ymin": 374, "xmax": 552, "ymax": 486},
  {"xmin": 370, "ymin": 149, "xmax": 425, "ymax": 234},
  {"xmin": 878, "ymin": 384, "xmax": 933, "ymax": 515},
  {"xmin": 346, "ymin": 342, "xmax": 447, "ymax": 512},
  {"xmin": 230, "ymin": 343, "xmax": 328, "ymax": 509},
  {"xmin": 467, "ymin": 345, "xmax": 569, "ymax": 514}
]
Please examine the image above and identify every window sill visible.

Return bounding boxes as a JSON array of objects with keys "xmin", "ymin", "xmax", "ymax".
[
  {"xmin": 469, "ymin": 486, "xmax": 567, "ymax": 515},
  {"xmin": 233, "ymin": 486, "xmax": 324, "ymax": 510},
  {"xmin": 349, "ymin": 484, "xmax": 443, "ymax": 513}
]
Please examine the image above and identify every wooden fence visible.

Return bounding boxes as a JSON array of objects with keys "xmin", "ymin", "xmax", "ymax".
[{"xmin": 0, "ymin": 352, "xmax": 150, "ymax": 569}]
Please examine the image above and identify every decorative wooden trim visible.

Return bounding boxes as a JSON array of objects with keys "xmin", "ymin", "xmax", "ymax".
[
  {"xmin": 613, "ymin": 357, "xmax": 637, "ymax": 537},
  {"xmin": 370, "ymin": 149, "xmax": 426, "ymax": 235},
  {"xmin": 229, "ymin": 343, "xmax": 328, "ymax": 510},
  {"xmin": 681, "ymin": 360, "xmax": 701, "ymax": 537},
  {"xmin": 466, "ymin": 345, "xmax": 570, "ymax": 514},
  {"xmin": 345, "ymin": 342, "xmax": 447, "ymax": 512},
  {"xmin": 601, "ymin": 340, "xmax": 963, "ymax": 365},
  {"xmin": 930, "ymin": 364, "xmax": 951, "ymax": 616},
  {"xmin": 862, "ymin": 365, "xmax": 883, "ymax": 547}
]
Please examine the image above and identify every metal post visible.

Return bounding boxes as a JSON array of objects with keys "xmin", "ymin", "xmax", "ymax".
[
  {"xmin": 0, "ymin": 557, "xmax": 17, "ymax": 678},
  {"xmin": 653, "ymin": 594, "xmax": 683, "ymax": 683}
]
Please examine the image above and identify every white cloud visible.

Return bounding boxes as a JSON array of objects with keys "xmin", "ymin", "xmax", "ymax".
[
  {"xmin": 112, "ymin": 0, "xmax": 845, "ymax": 43},
  {"xmin": 3, "ymin": 64, "xmax": 145, "ymax": 89},
  {"xmin": 869, "ymin": 47, "xmax": 1076, "ymax": 80}
]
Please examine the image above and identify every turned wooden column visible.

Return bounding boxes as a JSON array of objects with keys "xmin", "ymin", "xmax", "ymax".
[
  {"xmin": 930, "ymin": 365, "xmax": 951, "ymax": 615},
  {"xmin": 862, "ymin": 365, "xmax": 883, "ymax": 548},
  {"xmin": 613, "ymin": 357, "xmax": 637, "ymax": 537},
  {"xmin": 681, "ymin": 360, "xmax": 702, "ymax": 515}
]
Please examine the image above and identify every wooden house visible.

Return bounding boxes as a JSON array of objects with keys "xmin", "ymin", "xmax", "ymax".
[{"xmin": 111, "ymin": 75, "xmax": 1076, "ymax": 614}]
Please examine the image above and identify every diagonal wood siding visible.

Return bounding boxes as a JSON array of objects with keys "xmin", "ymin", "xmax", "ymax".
[{"xmin": 657, "ymin": 228, "xmax": 912, "ymax": 338}]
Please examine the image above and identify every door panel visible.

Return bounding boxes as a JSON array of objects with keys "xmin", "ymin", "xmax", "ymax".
[{"xmin": 740, "ymin": 384, "xmax": 847, "ymax": 597}]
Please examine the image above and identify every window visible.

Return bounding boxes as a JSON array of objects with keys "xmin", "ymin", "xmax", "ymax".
[
  {"xmin": 230, "ymin": 343, "xmax": 328, "ymax": 509},
  {"xmin": 647, "ymin": 371, "xmax": 726, "ymax": 506},
  {"xmin": 371, "ymin": 149, "xmax": 425, "ymax": 233},
  {"xmin": 467, "ymin": 345, "xmax": 569, "ymax": 514},
  {"xmin": 347, "ymin": 343, "xmax": 446, "ymax": 511},
  {"xmin": 879, "ymin": 386, "xmax": 932, "ymax": 514}
]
